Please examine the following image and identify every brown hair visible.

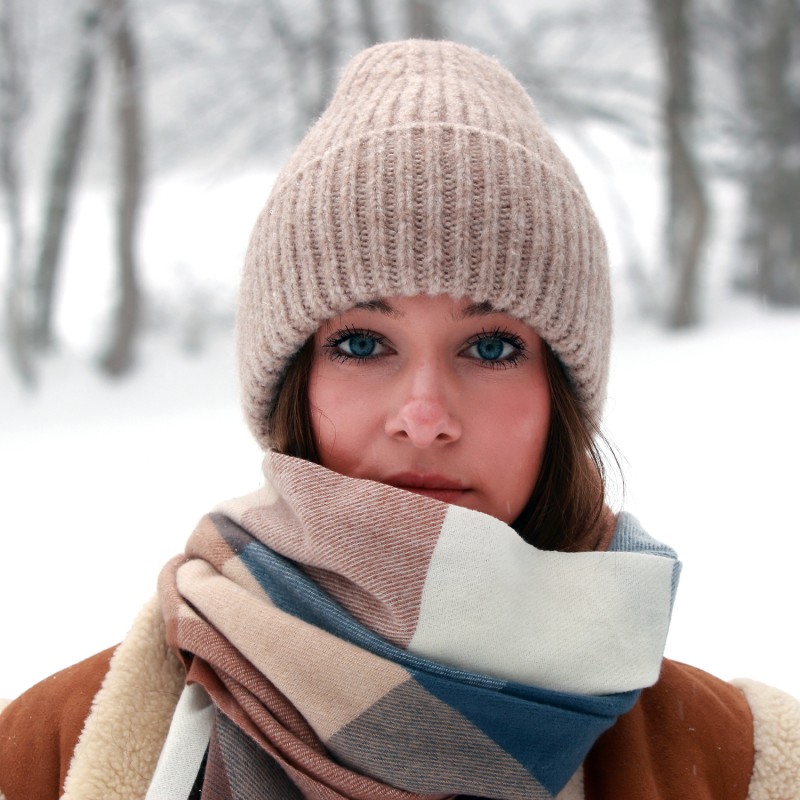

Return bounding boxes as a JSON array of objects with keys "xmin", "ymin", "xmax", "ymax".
[{"xmin": 269, "ymin": 337, "xmax": 615, "ymax": 552}]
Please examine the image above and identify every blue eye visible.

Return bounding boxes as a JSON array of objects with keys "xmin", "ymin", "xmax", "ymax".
[
  {"xmin": 475, "ymin": 337, "xmax": 507, "ymax": 360},
  {"xmin": 463, "ymin": 329, "xmax": 527, "ymax": 367},
  {"xmin": 466, "ymin": 336, "xmax": 516, "ymax": 362},
  {"xmin": 324, "ymin": 328, "xmax": 388, "ymax": 362},
  {"xmin": 342, "ymin": 334, "xmax": 378, "ymax": 358}
]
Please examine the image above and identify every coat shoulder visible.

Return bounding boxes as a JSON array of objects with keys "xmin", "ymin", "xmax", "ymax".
[
  {"xmin": 0, "ymin": 647, "xmax": 116, "ymax": 800},
  {"xmin": 585, "ymin": 659, "xmax": 756, "ymax": 800},
  {"xmin": 1, "ymin": 596, "xmax": 186, "ymax": 800}
]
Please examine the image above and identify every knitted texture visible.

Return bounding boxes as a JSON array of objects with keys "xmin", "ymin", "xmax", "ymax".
[{"xmin": 237, "ymin": 39, "xmax": 612, "ymax": 449}]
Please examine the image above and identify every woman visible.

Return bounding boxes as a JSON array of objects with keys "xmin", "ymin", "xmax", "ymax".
[{"xmin": 1, "ymin": 39, "xmax": 798, "ymax": 800}]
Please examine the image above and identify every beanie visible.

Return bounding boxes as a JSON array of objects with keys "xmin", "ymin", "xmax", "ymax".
[{"xmin": 237, "ymin": 39, "xmax": 611, "ymax": 450}]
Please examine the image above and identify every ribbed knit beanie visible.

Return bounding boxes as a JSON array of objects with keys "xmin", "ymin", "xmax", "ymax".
[{"xmin": 237, "ymin": 39, "xmax": 611, "ymax": 450}]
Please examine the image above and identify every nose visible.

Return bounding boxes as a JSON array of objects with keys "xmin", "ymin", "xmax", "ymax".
[{"xmin": 384, "ymin": 362, "xmax": 462, "ymax": 448}]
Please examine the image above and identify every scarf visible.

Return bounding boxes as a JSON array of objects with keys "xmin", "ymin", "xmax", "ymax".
[{"xmin": 158, "ymin": 452, "xmax": 680, "ymax": 800}]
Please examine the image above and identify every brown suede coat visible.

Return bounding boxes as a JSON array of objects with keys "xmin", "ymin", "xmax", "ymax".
[
  {"xmin": 0, "ymin": 647, "xmax": 762, "ymax": 800},
  {"xmin": 0, "ymin": 648, "xmax": 115, "ymax": 800}
]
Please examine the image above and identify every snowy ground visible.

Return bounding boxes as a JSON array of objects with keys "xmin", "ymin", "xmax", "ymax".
[{"xmin": 1, "ymin": 168, "xmax": 799, "ymax": 703}]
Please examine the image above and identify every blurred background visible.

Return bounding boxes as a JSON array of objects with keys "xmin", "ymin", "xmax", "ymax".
[{"xmin": 1, "ymin": 0, "xmax": 799, "ymax": 700}]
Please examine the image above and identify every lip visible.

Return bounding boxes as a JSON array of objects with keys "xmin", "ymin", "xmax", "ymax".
[{"xmin": 382, "ymin": 472, "xmax": 469, "ymax": 503}]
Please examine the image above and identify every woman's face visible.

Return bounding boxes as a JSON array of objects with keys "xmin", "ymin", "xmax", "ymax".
[{"xmin": 308, "ymin": 294, "xmax": 551, "ymax": 524}]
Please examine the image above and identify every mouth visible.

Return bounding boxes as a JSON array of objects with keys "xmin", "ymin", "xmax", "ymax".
[{"xmin": 382, "ymin": 472, "xmax": 470, "ymax": 503}]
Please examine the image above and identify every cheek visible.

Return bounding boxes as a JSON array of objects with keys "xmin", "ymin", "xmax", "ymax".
[
  {"xmin": 480, "ymin": 379, "xmax": 550, "ymax": 451},
  {"xmin": 476, "ymin": 381, "xmax": 551, "ymax": 510},
  {"xmin": 515, "ymin": 393, "xmax": 551, "ymax": 462},
  {"xmin": 307, "ymin": 366, "xmax": 381, "ymax": 467}
]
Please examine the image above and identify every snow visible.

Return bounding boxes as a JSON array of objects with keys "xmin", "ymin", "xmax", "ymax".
[{"xmin": 1, "ymin": 167, "xmax": 799, "ymax": 706}]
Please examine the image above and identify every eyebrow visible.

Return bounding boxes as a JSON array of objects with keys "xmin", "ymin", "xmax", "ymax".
[
  {"xmin": 353, "ymin": 299, "xmax": 502, "ymax": 319},
  {"xmin": 460, "ymin": 300, "xmax": 500, "ymax": 318},
  {"xmin": 353, "ymin": 300, "xmax": 401, "ymax": 317}
]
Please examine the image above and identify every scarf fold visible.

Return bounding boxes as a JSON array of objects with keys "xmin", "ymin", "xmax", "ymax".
[{"xmin": 158, "ymin": 452, "xmax": 680, "ymax": 800}]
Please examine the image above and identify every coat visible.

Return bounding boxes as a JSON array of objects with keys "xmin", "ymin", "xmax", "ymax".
[{"xmin": 1, "ymin": 596, "xmax": 799, "ymax": 800}]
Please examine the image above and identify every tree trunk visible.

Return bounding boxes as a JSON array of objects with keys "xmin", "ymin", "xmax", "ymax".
[
  {"xmin": 407, "ymin": 0, "xmax": 443, "ymax": 39},
  {"xmin": 314, "ymin": 0, "xmax": 338, "ymax": 118},
  {"xmin": 731, "ymin": 0, "xmax": 800, "ymax": 305},
  {"xmin": 31, "ymin": 0, "xmax": 103, "ymax": 351},
  {"xmin": 754, "ymin": 0, "xmax": 800, "ymax": 305},
  {"xmin": 650, "ymin": 0, "xmax": 708, "ymax": 328},
  {"xmin": 730, "ymin": 0, "xmax": 763, "ymax": 295},
  {"xmin": 355, "ymin": 0, "xmax": 381, "ymax": 44},
  {"xmin": 263, "ymin": 0, "xmax": 344, "ymax": 135},
  {"xmin": 99, "ymin": 0, "xmax": 143, "ymax": 376},
  {"xmin": 262, "ymin": 0, "xmax": 314, "ymax": 138},
  {"xmin": 0, "ymin": 0, "xmax": 35, "ymax": 385}
]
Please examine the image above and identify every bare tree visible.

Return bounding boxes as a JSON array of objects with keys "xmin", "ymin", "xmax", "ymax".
[
  {"xmin": 262, "ymin": 0, "xmax": 344, "ymax": 136},
  {"xmin": 650, "ymin": 0, "xmax": 709, "ymax": 328},
  {"xmin": 355, "ymin": 0, "xmax": 382, "ymax": 44},
  {"xmin": 731, "ymin": 0, "xmax": 800, "ymax": 305},
  {"xmin": 30, "ymin": 0, "xmax": 105, "ymax": 351},
  {"xmin": 0, "ymin": 0, "xmax": 34, "ymax": 384},
  {"xmin": 317, "ymin": 0, "xmax": 339, "ymax": 111},
  {"xmin": 99, "ymin": 0, "xmax": 144, "ymax": 375},
  {"xmin": 407, "ymin": 0, "xmax": 443, "ymax": 39}
]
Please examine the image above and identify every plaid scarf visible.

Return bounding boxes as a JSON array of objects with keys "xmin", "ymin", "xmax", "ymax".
[{"xmin": 158, "ymin": 452, "xmax": 679, "ymax": 799}]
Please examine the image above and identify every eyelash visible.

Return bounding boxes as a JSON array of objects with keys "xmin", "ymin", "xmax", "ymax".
[
  {"xmin": 465, "ymin": 327, "xmax": 528, "ymax": 369},
  {"xmin": 322, "ymin": 326, "xmax": 390, "ymax": 363},
  {"xmin": 322, "ymin": 326, "xmax": 528, "ymax": 368}
]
